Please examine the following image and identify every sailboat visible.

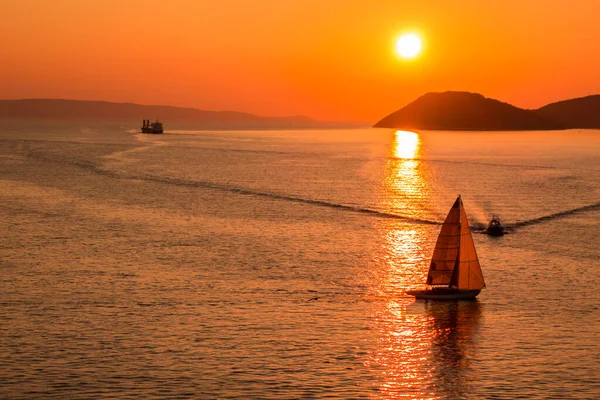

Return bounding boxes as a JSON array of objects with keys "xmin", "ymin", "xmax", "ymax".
[{"xmin": 407, "ymin": 195, "xmax": 486, "ymax": 300}]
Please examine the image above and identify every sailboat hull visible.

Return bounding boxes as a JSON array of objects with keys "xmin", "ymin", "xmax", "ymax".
[{"xmin": 406, "ymin": 288, "xmax": 481, "ymax": 300}]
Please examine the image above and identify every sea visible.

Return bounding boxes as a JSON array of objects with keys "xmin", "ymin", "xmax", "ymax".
[{"xmin": 1, "ymin": 121, "xmax": 599, "ymax": 399}]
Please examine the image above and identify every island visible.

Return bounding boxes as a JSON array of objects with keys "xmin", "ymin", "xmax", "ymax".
[
  {"xmin": 374, "ymin": 91, "xmax": 599, "ymax": 130},
  {"xmin": 536, "ymin": 95, "xmax": 600, "ymax": 129}
]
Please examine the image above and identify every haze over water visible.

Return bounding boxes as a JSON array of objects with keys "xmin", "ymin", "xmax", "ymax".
[{"xmin": 1, "ymin": 122, "xmax": 599, "ymax": 398}]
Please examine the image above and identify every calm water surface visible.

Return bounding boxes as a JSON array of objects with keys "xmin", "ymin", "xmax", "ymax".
[{"xmin": 1, "ymin": 122, "xmax": 599, "ymax": 398}]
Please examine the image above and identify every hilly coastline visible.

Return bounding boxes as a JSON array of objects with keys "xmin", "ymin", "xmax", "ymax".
[
  {"xmin": 536, "ymin": 95, "xmax": 600, "ymax": 129},
  {"xmin": 0, "ymin": 99, "xmax": 363, "ymax": 130},
  {"xmin": 375, "ymin": 92, "xmax": 599, "ymax": 130},
  {"xmin": 2, "ymin": 95, "xmax": 597, "ymax": 131}
]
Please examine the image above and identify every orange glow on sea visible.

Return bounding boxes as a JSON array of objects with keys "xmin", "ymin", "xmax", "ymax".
[
  {"xmin": 363, "ymin": 130, "xmax": 483, "ymax": 397},
  {"xmin": 365, "ymin": 130, "xmax": 432, "ymax": 397}
]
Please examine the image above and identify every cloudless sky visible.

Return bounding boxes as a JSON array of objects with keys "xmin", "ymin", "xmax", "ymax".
[{"xmin": 1, "ymin": 0, "xmax": 599, "ymax": 121}]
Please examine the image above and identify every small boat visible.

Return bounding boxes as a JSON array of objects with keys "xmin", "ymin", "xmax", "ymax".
[
  {"xmin": 485, "ymin": 215, "xmax": 505, "ymax": 236},
  {"xmin": 407, "ymin": 196, "xmax": 486, "ymax": 300},
  {"xmin": 141, "ymin": 119, "xmax": 163, "ymax": 134}
]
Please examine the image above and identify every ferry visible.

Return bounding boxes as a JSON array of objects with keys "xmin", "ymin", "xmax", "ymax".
[{"xmin": 141, "ymin": 119, "xmax": 163, "ymax": 134}]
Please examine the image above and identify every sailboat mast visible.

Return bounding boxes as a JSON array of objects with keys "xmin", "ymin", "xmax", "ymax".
[{"xmin": 449, "ymin": 196, "xmax": 461, "ymax": 289}]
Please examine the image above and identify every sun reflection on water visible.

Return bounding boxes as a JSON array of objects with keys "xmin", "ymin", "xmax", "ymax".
[
  {"xmin": 391, "ymin": 130, "xmax": 420, "ymax": 159},
  {"xmin": 366, "ymin": 130, "xmax": 482, "ymax": 398},
  {"xmin": 369, "ymin": 217, "xmax": 435, "ymax": 398},
  {"xmin": 383, "ymin": 130, "xmax": 431, "ymax": 214}
]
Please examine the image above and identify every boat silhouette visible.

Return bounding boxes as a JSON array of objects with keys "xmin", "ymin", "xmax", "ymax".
[
  {"xmin": 141, "ymin": 118, "xmax": 163, "ymax": 134},
  {"xmin": 407, "ymin": 196, "xmax": 486, "ymax": 300},
  {"xmin": 484, "ymin": 215, "xmax": 505, "ymax": 236}
]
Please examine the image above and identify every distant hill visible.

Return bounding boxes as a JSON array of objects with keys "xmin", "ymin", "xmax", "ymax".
[
  {"xmin": 535, "ymin": 95, "xmax": 600, "ymax": 129},
  {"xmin": 0, "ymin": 99, "xmax": 363, "ymax": 130},
  {"xmin": 374, "ymin": 91, "xmax": 565, "ymax": 131}
]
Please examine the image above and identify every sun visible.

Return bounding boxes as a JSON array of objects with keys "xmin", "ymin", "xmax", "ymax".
[{"xmin": 396, "ymin": 34, "xmax": 422, "ymax": 59}]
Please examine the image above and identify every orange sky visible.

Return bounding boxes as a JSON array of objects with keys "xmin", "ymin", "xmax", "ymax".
[{"xmin": 1, "ymin": 0, "xmax": 599, "ymax": 122}]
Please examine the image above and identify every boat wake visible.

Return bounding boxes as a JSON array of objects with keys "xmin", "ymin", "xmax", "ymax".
[
  {"xmin": 388, "ymin": 157, "xmax": 558, "ymax": 170},
  {"xmin": 24, "ymin": 149, "xmax": 441, "ymax": 225},
  {"xmin": 22, "ymin": 143, "xmax": 597, "ymax": 229},
  {"xmin": 509, "ymin": 202, "xmax": 600, "ymax": 229},
  {"xmin": 136, "ymin": 174, "xmax": 442, "ymax": 225}
]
